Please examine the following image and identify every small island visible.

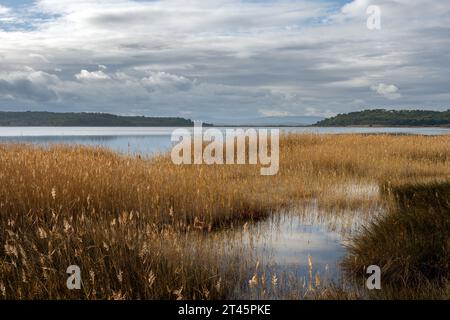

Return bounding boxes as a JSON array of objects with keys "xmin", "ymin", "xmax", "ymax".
[
  {"xmin": 315, "ymin": 109, "xmax": 450, "ymax": 127},
  {"xmin": 0, "ymin": 111, "xmax": 198, "ymax": 127}
]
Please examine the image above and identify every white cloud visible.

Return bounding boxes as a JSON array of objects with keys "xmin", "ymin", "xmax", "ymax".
[
  {"xmin": 341, "ymin": 0, "xmax": 371, "ymax": 16},
  {"xmin": 370, "ymin": 83, "xmax": 402, "ymax": 100},
  {"xmin": 141, "ymin": 71, "xmax": 194, "ymax": 91},
  {"xmin": 0, "ymin": 5, "xmax": 10, "ymax": 15},
  {"xmin": 75, "ymin": 70, "xmax": 110, "ymax": 81}
]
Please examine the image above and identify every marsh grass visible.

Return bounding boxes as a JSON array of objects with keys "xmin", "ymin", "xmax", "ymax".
[
  {"xmin": 343, "ymin": 180, "xmax": 450, "ymax": 299},
  {"xmin": 0, "ymin": 134, "xmax": 449, "ymax": 299}
]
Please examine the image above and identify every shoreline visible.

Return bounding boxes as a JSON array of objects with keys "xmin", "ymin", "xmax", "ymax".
[{"xmin": 0, "ymin": 124, "xmax": 448, "ymax": 128}]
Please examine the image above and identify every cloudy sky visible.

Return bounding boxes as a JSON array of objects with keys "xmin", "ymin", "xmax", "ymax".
[{"xmin": 0, "ymin": 0, "xmax": 449, "ymax": 122}]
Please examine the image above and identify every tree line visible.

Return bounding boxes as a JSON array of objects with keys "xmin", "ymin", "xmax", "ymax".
[
  {"xmin": 0, "ymin": 111, "xmax": 196, "ymax": 127},
  {"xmin": 315, "ymin": 109, "xmax": 450, "ymax": 126}
]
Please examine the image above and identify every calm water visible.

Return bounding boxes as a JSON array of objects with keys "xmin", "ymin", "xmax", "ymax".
[
  {"xmin": 229, "ymin": 199, "xmax": 381, "ymax": 297},
  {"xmin": 244, "ymin": 214, "xmax": 346, "ymax": 279},
  {"xmin": 0, "ymin": 126, "xmax": 449, "ymax": 155}
]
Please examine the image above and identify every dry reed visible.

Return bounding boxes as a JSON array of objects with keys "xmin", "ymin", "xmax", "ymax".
[{"xmin": 0, "ymin": 133, "xmax": 449, "ymax": 299}]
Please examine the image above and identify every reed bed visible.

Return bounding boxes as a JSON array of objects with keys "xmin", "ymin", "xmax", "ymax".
[
  {"xmin": 343, "ymin": 180, "xmax": 450, "ymax": 299},
  {"xmin": 0, "ymin": 134, "xmax": 449, "ymax": 299}
]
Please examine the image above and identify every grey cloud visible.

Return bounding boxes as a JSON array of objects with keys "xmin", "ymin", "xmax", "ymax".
[
  {"xmin": 0, "ymin": 78, "xmax": 57, "ymax": 102},
  {"xmin": 0, "ymin": 0, "xmax": 449, "ymax": 120},
  {"xmin": 0, "ymin": 70, "xmax": 59, "ymax": 102}
]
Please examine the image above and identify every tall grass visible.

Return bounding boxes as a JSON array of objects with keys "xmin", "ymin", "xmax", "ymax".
[
  {"xmin": 343, "ymin": 181, "xmax": 450, "ymax": 299},
  {"xmin": 0, "ymin": 134, "xmax": 449, "ymax": 299}
]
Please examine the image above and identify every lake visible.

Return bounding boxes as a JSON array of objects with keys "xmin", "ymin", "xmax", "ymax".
[{"xmin": 0, "ymin": 126, "xmax": 449, "ymax": 155}]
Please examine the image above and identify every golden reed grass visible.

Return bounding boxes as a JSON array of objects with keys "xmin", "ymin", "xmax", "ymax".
[
  {"xmin": 343, "ymin": 180, "xmax": 450, "ymax": 299},
  {"xmin": 0, "ymin": 134, "xmax": 449, "ymax": 299}
]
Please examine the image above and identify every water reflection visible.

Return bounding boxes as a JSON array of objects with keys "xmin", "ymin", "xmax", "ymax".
[
  {"xmin": 226, "ymin": 200, "xmax": 384, "ymax": 299},
  {"xmin": 245, "ymin": 214, "xmax": 345, "ymax": 275}
]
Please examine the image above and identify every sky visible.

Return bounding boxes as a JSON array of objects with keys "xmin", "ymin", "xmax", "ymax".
[{"xmin": 0, "ymin": 0, "xmax": 449, "ymax": 122}]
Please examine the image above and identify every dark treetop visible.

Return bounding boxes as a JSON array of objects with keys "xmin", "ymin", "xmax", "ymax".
[
  {"xmin": 0, "ymin": 111, "xmax": 197, "ymax": 127},
  {"xmin": 315, "ymin": 109, "xmax": 450, "ymax": 127}
]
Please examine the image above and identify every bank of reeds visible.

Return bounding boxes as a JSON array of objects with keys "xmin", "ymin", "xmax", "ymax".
[
  {"xmin": 343, "ymin": 181, "xmax": 450, "ymax": 299},
  {"xmin": 0, "ymin": 134, "xmax": 449, "ymax": 299}
]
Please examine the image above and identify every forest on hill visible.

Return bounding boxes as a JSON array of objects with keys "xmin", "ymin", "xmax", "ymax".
[
  {"xmin": 315, "ymin": 109, "xmax": 450, "ymax": 126},
  {"xmin": 0, "ymin": 111, "xmax": 195, "ymax": 127}
]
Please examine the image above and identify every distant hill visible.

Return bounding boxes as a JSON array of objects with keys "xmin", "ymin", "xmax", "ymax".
[
  {"xmin": 315, "ymin": 109, "xmax": 450, "ymax": 127},
  {"xmin": 0, "ymin": 111, "xmax": 196, "ymax": 127}
]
